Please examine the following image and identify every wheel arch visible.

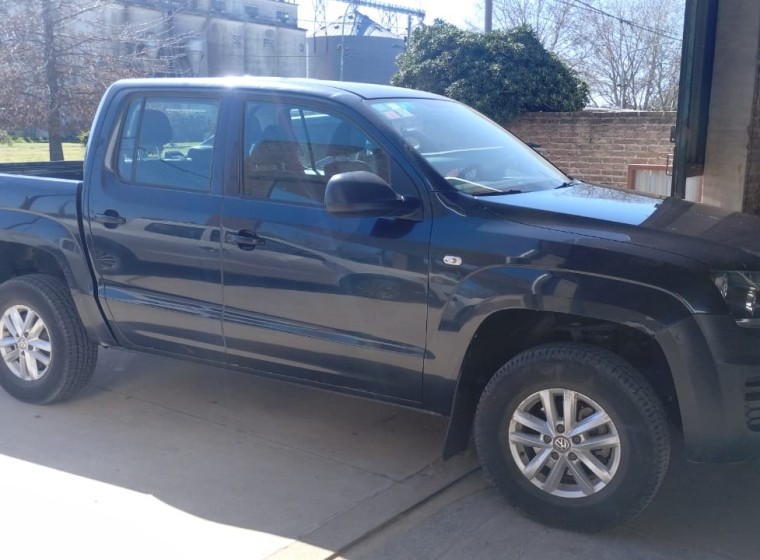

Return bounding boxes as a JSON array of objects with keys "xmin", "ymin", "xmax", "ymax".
[
  {"xmin": 437, "ymin": 272, "xmax": 689, "ymax": 459},
  {"xmin": 0, "ymin": 241, "xmax": 64, "ymax": 285},
  {"xmin": 0, "ymin": 235, "xmax": 115, "ymax": 346}
]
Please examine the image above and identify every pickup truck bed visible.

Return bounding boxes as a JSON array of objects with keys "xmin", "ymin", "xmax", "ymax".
[{"xmin": 0, "ymin": 161, "xmax": 84, "ymax": 181}]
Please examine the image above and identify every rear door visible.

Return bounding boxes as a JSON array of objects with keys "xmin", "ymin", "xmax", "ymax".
[
  {"xmin": 86, "ymin": 91, "xmax": 228, "ymax": 359},
  {"xmin": 220, "ymin": 95, "xmax": 431, "ymax": 401}
]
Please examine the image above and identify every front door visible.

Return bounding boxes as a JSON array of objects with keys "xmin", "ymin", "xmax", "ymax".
[{"xmin": 221, "ymin": 98, "xmax": 430, "ymax": 401}]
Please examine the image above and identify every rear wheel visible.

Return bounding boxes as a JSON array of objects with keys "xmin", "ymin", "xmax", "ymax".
[
  {"xmin": 474, "ymin": 342, "xmax": 670, "ymax": 531},
  {"xmin": 0, "ymin": 275, "xmax": 97, "ymax": 404}
]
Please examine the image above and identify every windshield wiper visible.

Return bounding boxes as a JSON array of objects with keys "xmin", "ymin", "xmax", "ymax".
[
  {"xmin": 555, "ymin": 179, "xmax": 583, "ymax": 189},
  {"xmin": 472, "ymin": 189, "xmax": 524, "ymax": 196}
]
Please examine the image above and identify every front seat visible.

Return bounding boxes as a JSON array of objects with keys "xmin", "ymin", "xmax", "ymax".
[
  {"xmin": 244, "ymin": 125, "xmax": 304, "ymax": 198},
  {"xmin": 324, "ymin": 122, "xmax": 371, "ymax": 179}
]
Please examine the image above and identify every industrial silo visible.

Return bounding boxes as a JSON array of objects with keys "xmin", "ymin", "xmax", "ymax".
[
  {"xmin": 277, "ymin": 26, "xmax": 307, "ymax": 77},
  {"xmin": 308, "ymin": 10, "xmax": 406, "ymax": 85},
  {"xmin": 245, "ymin": 25, "xmax": 279, "ymax": 76},
  {"xmin": 207, "ymin": 19, "xmax": 247, "ymax": 75}
]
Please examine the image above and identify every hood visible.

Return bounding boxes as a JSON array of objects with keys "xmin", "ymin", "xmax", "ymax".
[{"xmin": 480, "ymin": 183, "xmax": 760, "ymax": 271}]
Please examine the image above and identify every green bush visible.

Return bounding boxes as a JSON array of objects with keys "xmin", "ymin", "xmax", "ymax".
[
  {"xmin": 77, "ymin": 130, "xmax": 90, "ymax": 145},
  {"xmin": 0, "ymin": 130, "xmax": 12, "ymax": 146},
  {"xmin": 393, "ymin": 22, "xmax": 589, "ymax": 123}
]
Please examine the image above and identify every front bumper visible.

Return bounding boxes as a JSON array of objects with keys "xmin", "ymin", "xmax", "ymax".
[{"xmin": 657, "ymin": 314, "xmax": 760, "ymax": 463}]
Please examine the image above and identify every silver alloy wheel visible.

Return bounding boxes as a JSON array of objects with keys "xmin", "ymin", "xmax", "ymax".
[
  {"xmin": 508, "ymin": 388, "xmax": 621, "ymax": 498},
  {"xmin": 0, "ymin": 305, "xmax": 52, "ymax": 381}
]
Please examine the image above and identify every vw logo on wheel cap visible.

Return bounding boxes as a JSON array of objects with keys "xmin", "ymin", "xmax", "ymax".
[{"xmin": 554, "ymin": 436, "xmax": 572, "ymax": 453}]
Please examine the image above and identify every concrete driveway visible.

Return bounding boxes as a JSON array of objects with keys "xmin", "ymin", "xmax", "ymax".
[{"xmin": 1, "ymin": 349, "xmax": 758, "ymax": 559}]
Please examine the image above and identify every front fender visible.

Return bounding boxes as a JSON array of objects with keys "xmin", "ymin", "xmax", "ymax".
[
  {"xmin": 422, "ymin": 266, "xmax": 693, "ymax": 457},
  {"xmin": 442, "ymin": 266, "xmax": 691, "ymax": 335},
  {"xmin": 427, "ymin": 266, "xmax": 692, "ymax": 391}
]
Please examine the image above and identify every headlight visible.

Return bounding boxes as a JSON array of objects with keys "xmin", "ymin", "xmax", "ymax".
[{"xmin": 712, "ymin": 271, "xmax": 760, "ymax": 326}]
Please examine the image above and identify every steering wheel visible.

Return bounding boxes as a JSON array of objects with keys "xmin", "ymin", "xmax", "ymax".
[{"xmin": 459, "ymin": 165, "xmax": 482, "ymax": 181}]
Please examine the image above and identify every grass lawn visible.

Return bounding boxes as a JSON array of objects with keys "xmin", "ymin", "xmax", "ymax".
[{"xmin": 0, "ymin": 143, "xmax": 86, "ymax": 163}]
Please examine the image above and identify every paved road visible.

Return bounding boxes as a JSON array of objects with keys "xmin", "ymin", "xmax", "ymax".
[
  {"xmin": 346, "ymin": 453, "xmax": 760, "ymax": 560},
  {"xmin": 1, "ymin": 348, "xmax": 758, "ymax": 559}
]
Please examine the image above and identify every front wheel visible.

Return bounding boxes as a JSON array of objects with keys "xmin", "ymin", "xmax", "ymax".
[
  {"xmin": 0, "ymin": 274, "xmax": 97, "ymax": 404},
  {"xmin": 474, "ymin": 343, "xmax": 670, "ymax": 531}
]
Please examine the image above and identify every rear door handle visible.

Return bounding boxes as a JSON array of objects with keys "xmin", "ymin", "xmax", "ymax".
[
  {"xmin": 94, "ymin": 211, "xmax": 126, "ymax": 227},
  {"xmin": 225, "ymin": 231, "xmax": 264, "ymax": 250}
]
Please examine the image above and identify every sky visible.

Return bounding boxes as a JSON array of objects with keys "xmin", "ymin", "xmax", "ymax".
[{"xmin": 295, "ymin": 0, "xmax": 481, "ymax": 36}]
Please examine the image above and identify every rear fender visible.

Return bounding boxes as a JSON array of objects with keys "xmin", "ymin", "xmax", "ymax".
[{"xmin": 0, "ymin": 209, "xmax": 115, "ymax": 345}]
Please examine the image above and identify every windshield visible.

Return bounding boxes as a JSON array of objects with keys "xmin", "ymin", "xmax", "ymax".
[{"xmin": 369, "ymin": 98, "xmax": 569, "ymax": 195}]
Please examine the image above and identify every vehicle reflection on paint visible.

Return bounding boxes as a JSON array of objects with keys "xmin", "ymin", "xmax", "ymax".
[{"xmin": 92, "ymin": 216, "xmax": 427, "ymax": 303}]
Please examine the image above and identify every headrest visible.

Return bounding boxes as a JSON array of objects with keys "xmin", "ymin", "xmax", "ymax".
[{"xmin": 140, "ymin": 109, "xmax": 172, "ymax": 147}]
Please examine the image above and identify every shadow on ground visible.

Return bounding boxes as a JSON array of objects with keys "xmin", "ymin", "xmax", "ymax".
[{"xmin": 1, "ymin": 348, "xmax": 758, "ymax": 559}]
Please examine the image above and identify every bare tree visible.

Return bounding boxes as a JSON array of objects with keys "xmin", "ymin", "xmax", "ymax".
[
  {"xmin": 0, "ymin": 0, "xmax": 184, "ymax": 160},
  {"xmin": 579, "ymin": 0, "xmax": 683, "ymax": 110},
  {"xmin": 490, "ymin": 0, "xmax": 583, "ymax": 61},
  {"xmin": 477, "ymin": 0, "xmax": 684, "ymax": 110}
]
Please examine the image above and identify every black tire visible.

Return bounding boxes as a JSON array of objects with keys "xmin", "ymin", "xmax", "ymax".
[
  {"xmin": 474, "ymin": 342, "xmax": 670, "ymax": 531},
  {"xmin": 0, "ymin": 274, "xmax": 98, "ymax": 404}
]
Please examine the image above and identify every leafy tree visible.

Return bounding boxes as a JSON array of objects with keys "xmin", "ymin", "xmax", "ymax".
[
  {"xmin": 0, "ymin": 0, "xmax": 181, "ymax": 161},
  {"xmin": 392, "ymin": 21, "xmax": 589, "ymax": 123}
]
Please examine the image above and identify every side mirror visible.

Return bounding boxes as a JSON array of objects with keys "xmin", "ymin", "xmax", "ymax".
[{"xmin": 324, "ymin": 171, "xmax": 420, "ymax": 219}]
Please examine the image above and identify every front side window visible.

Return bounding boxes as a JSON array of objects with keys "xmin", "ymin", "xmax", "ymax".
[
  {"xmin": 242, "ymin": 101, "xmax": 390, "ymax": 206},
  {"xmin": 116, "ymin": 97, "xmax": 220, "ymax": 191}
]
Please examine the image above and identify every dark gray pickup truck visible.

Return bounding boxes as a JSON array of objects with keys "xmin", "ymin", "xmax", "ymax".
[{"xmin": 2, "ymin": 77, "xmax": 760, "ymax": 531}]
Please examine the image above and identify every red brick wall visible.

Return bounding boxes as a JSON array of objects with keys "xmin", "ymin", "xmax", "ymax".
[{"xmin": 505, "ymin": 111, "xmax": 677, "ymax": 188}]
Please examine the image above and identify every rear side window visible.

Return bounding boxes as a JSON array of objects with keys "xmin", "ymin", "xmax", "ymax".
[{"xmin": 115, "ymin": 97, "xmax": 220, "ymax": 191}]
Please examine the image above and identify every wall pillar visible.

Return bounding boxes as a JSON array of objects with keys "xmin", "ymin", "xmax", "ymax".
[
  {"xmin": 702, "ymin": 1, "xmax": 760, "ymax": 210},
  {"xmin": 743, "ymin": 43, "xmax": 760, "ymax": 213}
]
